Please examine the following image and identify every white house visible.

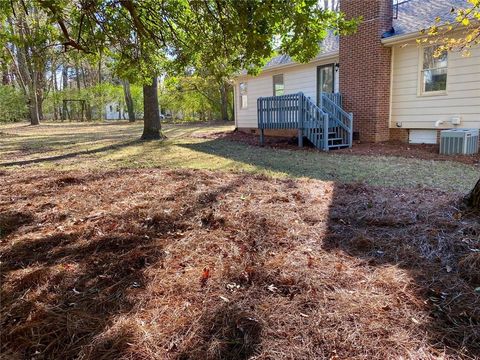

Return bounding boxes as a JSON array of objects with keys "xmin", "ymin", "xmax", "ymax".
[
  {"xmin": 105, "ymin": 102, "xmax": 125, "ymax": 120},
  {"xmin": 233, "ymin": 0, "xmax": 480, "ymax": 147}
]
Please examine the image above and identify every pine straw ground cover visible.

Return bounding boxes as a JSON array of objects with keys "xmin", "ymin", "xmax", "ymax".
[{"xmin": 1, "ymin": 169, "xmax": 479, "ymax": 359}]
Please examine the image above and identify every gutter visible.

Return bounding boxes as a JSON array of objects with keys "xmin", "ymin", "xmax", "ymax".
[
  {"xmin": 235, "ymin": 52, "xmax": 339, "ymax": 79},
  {"xmin": 381, "ymin": 31, "xmax": 422, "ymax": 46},
  {"xmin": 382, "ymin": 23, "xmax": 473, "ymax": 46}
]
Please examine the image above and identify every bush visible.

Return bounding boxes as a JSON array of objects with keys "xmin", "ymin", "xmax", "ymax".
[{"xmin": 0, "ymin": 85, "xmax": 27, "ymax": 122}]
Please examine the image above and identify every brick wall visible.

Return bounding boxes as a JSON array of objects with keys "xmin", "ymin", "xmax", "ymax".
[
  {"xmin": 339, "ymin": 0, "xmax": 393, "ymax": 143},
  {"xmin": 389, "ymin": 128, "xmax": 409, "ymax": 142}
]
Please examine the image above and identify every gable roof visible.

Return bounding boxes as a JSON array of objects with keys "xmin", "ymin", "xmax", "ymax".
[
  {"xmin": 257, "ymin": 0, "xmax": 466, "ymax": 72},
  {"xmin": 263, "ymin": 32, "xmax": 339, "ymax": 69},
  {"xmin": 392, "ymin": 0, "xmax": 466, "ymax": 37}
]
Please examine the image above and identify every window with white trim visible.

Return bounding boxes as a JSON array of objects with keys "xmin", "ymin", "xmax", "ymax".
[
  {"xmin": 421, "ymin": 46, "xmax": 448, "ymax": 94},
  {"xmin": 239, "ymin": 82, "xmax": 248, "ymax": 109},
  {"xmin": 273, "ymin": 74, "xmax": 284, "ymax": 96}
]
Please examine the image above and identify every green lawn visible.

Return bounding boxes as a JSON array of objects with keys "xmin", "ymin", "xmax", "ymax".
[{"xmin": 0, "ymin": 121, "xmax": 478, "ymax": 192}]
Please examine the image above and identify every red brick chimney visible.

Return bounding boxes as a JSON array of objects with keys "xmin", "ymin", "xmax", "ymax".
[{"xmin": 339, "ymin": 0, "xmax": 393, "ymax": 142}]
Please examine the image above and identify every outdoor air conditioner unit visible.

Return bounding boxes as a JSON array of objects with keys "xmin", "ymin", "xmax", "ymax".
[{"xmin": 440, "ymin": 129, "xmax": 479, "ymax": 155}]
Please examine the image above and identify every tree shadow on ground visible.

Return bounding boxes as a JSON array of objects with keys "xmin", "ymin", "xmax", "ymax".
[
  {"xmin": 0, "ymin": 139, "xmax": 140, "ymax": 167},
  {"xmin": 323, "ymin": 183, "xmax": 480, "ymax": 357},
  {"xmin": 1, "ymin": 222, "xmax": 164, "ymax": 358},
  {"xmin": 179, "ymin": 138, "xmax": 478, "ymax": 192},
  {"xmin": 1, "ymin": 168, "xmax": 479, "ymax": 359},
  {"xmin": 0, "ymin": 170, "xmax": 244, "ymax": 359},
  {"xmin": 180, "ymin": 139, "xmax": 480, "ymax": 357},
  {"xmin": 0, "ymin": 211, "xmax": 35, "ymax": 237}
]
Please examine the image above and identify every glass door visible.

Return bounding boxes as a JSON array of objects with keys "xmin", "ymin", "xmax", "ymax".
[{"xmin": 317, "ymin": 64, "xmax": 335, "ymax": 105}]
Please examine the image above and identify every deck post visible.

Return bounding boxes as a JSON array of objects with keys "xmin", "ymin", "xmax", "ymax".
[
  {"xmin": 323, "ymin": 113, "xmax": 329, "ymax": 152},
  {"xmin": 348, "ymin": 112, "xmax": 353, "ymax": 148},
  {"xmin": 257, "ymin": 97, "xmax": 264, "ymax": 145},
  {"xmin": 297, "ymin": 93, "xmax": 303, "ymax": 148}
]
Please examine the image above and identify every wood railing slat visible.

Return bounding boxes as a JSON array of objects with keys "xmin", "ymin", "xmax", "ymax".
[{"xmin": 257, "ymin": 92, "xmax": 352, "ymax": 150}]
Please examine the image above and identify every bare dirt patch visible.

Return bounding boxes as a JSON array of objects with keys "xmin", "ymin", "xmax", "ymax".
[
  {"xmin": 203, "ymin": 131, "xmax": 480, "ymax": 165},
  {"xmin": 194, "ymin": 130, "xmax": 303, "ymax": 151},
  {"xmin": 1, "ymin": 169, "xmax": 479, "ymax": 359}
]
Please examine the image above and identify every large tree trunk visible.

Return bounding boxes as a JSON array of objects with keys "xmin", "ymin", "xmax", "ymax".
[
  {"xmin": 61, "ymin": 65, "xmax": 68, "ymax": 121},
  {"xmin": 220, "ymin": 81, "xmax": 229, "ymax": 122},
  {"xmin": 52, "ymin": 63, "xmax": 58, "ymax": 120},
  {"xmin": 75, "ymin": 66, "xmax": 81, "ymax": 91},
  {"xmin": 28, "ymin": 85, "xmax": 40, "ymax": 125},
  {"xmin": 1, "ymin": 60, "xmax": 10, "ymax": 85},
  {"xmin": 18, "ymin": 55, "xmax": 40, "ymax": 125},
  {"xmin": 141, "ymin": 77, "xmax": 162, "ymax": 140},
  {"xmin": 37, "ymin": 94, "xmax": 44, "ymax": 122},
  {"xmin": 123, "ymin": 80, "xmax": 136, "ymax": 122},
  {"xmin": 15, "ymin": 24, "xmax": 40, "ymax": 125},
  {"xmin": 467, "ymin": 178, "xmax": 480, "ymax": 209}
]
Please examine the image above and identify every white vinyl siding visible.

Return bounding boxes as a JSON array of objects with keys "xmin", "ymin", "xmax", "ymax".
[
  {"xmin": 391, "ymin": 41, "xmax": 480, "ymax": 129},
  {"xmin": 235, "ymin": 58, "xmax": 339, "ymax": 129}
]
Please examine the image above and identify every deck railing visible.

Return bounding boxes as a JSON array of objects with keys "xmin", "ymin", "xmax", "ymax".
[
  {"xmin": 322, "ymin": 92, "xmax": 342, "ymax": 107},
  {"xmin": 257, "ymin": 92, "xmax": 352, "ymax": 150},
  {"xmin": 257, "ymin": 93, "xmax": 302, "ymax": 130}
]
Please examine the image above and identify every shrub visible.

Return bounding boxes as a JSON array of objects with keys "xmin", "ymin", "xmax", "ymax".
[{"xmin": 0, "ymin": 85, "xmax": 27, "ymax": 122}]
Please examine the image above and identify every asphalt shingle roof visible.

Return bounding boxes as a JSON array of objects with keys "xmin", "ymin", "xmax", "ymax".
[
  {"xmin": 393, "ymin": 0, "xmax": 467, "ymax": 36},
  {"xmin": 263, "ymin": 32, "xmax": 338, "ymax": 69},
  {"xmin": 262, "ymin": 0, "xmax": 468, "ymax": 70}
]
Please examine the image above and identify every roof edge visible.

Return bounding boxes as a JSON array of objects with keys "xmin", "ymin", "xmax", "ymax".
[
  {"xmin": 382, "ymin": 23, "xmax": 473, "ymax": 46},
  {"xmin": 235, "ymin": 52, "xmax": 339, "ymax": 79},
  {"xmin": 381, "ymin": 31, "xmax": 421, "ymax": 45}
]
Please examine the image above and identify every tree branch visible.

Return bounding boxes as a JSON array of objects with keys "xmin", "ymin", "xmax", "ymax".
[{"xmin": 36, "ymin": 0, "xmax": 92, "ymax": 53}]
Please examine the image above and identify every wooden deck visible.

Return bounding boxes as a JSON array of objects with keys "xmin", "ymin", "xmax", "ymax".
[{"xmin": 257, "ymin": 92, "xmax": 353, "ymax": 151}]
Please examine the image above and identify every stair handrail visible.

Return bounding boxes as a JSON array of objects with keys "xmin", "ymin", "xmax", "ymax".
[
  {"xmin": 321, "ymin": 93, "xmax": 353, "ymax": 148},
  {"xmin": 301, "ymin": 93, "xmax": 330, "ymax": 151},
  {"xmin": 258, "ymin": 92, "xmax": 347, "ymax": 151}
]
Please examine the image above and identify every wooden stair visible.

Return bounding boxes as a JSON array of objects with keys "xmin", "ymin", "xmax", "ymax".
[{"xmin": 257, "ymin": 92, "xmax": 353, "ymax": 151}]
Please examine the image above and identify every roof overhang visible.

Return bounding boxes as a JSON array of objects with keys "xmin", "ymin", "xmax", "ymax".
[
  {"xmin": 381, "ymin": 31, "xmax": 422, "ymax": 46},
  {"xmin": 382, "ymin": 23, "xmax": 473, "ymax": 46},
  {"xmin": 235, "ymin": 52, "xmax": 339, "ymax": 80}
]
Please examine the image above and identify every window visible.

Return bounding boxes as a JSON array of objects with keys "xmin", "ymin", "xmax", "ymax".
[
  {"xmin": 421, "ymin": 46, "xmax": 448, "ymax": 94},
  {"xmin": 239, "ymin": 82, "xmax": 248, "ymax": 109},
  {"xmin": 273, "ymin": 74, "xmax": 284, "ymax": 96}
]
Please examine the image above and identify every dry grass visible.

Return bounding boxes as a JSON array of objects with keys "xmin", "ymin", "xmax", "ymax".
[
  {"xmin": 1, "ymin": 121, "xmax": 479, "ymax": 192},
  {"xmin": 1, "ymin": 168, "xmax": 479, "ymax": 359}
]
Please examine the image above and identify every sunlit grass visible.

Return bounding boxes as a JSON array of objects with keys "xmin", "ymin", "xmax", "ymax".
[{"xmin": 0, "ymin": 120, "xmax": 478, "ymax": 192}]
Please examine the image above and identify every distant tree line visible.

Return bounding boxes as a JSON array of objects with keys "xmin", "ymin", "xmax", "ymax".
[
  {"xmin": 0, "ymin": 1, "xmax": 233, "ymax": 125},
  {"xmin": 1, "ymin": 0, "xmax": 356, "ymax": 140}
]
